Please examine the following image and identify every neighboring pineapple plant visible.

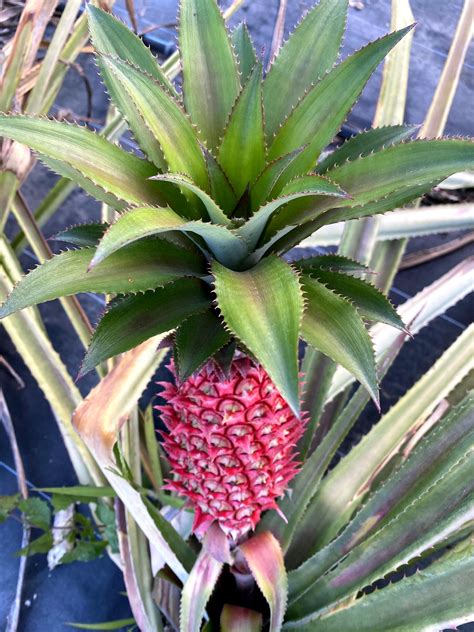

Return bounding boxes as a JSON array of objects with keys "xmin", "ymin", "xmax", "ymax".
[{"xmin": 0, "ymin": 0, "xmax": 473, "ymax": 629}]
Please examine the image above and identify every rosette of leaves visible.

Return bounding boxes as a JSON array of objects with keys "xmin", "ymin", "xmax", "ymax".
[{"xmin": 0, "ymin": 0, "xmax": 473, "ymax": 419}]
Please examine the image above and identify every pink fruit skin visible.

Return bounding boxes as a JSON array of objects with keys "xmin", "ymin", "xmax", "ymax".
[{"xmin": 157, "ymin": 356, "xmax": 305, "ymax": 541}]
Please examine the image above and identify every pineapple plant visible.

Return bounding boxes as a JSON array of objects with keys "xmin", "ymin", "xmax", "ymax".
[{"xmin": 0, "ymin": 0, "xmax": 473, "ymax": 629}]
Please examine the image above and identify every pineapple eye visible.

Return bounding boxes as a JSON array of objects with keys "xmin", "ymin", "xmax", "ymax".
[
  {"xmin": 246, "ymin": 403, "xmax": 272, "ymax": 421},
  {"xmin": 227, "ymin": 424, "xmax": 253, "ymax": 437},
  {"xmin": 209, "ymin": 434, "xmax": 232, "ymax": 449},
  {"xmin": 217, "ymin": 398, "xmax": 244, "ymax": 414},
  {"xmin": 235, "ymin": 378, "xmax": 258, "ymax": 396},
  {"xmin": 200, "ymin": 410, "xmax": 222, "ymax": 425}
]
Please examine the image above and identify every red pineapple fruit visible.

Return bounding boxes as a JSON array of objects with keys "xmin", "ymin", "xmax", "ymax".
[{"xmin": 157, "ymin": 355, "xmax": 305, "ymax": 541}]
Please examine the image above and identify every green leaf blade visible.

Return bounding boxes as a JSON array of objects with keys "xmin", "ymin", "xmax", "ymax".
[
  {"xmin": 100, "ymin": 57, "xmax": 209, "ymax": 191},
  {"xmin": 0, "ymin": 240, "xmax": 205, "ymax": 318},
  {"xmin": 316, "ymin": 124, "xmax": 418, "ymax": 174},
  {"xmin": 87, "ymin": 5, "xmax": 175, "ymax": 170},
  {"xmin": 80, "ymin": 279, "xmax": 210, "ymax": 375},
  {"xmin": 0, "ymin": 116, "xmax": 162, "ymax": 207},
  {"xmin": 263, "ymin": 0, "xmax": 348, "ymax": 140},
  {"xmin": 219, "ymin": 63, "xmax": 265, "ymax": 199},
  {"xmin": 268, "ymin": 26, "xmax": 415, "ymax": 177},
  {"xmin": 286, "ymin": 539, "xmax": 474, "ymax": 631},
  {"xmin": 240, "ymin": 176, "xmax": 348, "ymax": 252},
  {"xmin": 90, "ymin": 206, "xmax": 247, "ymax": 270},
  {"xmin": 325, "ymin": 138, "xmax": 474, "ymax": 206},
  {"xmin": 213, "ymin": 257, "xmax": 303, "ymax": 415},
  {"xmin": 309, "ymin": 269, "xmax": 406, "ymax": 330},
  {"xmin": 231, "ymin": 23, "xmax": 257, "ymax": 82},
  {"xmin": 180, "ymin": 0, "xmax": 241, "ymax": 150},
  {"xmin": 175, "ymin": 310, "xmax": 231, "ymax": 381},
  {"xmin": 301, "ymin": 276, "xmax": 379, "ymax": 405}
]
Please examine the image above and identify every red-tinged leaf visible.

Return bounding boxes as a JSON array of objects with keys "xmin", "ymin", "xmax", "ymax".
[
  {"xmin": 180, "ymin": 523, "xmax": 230, "ymax": 632},
  {"xmin": 239, "ymin": 532, "xmax": 288, "ymax": 632},
  {"xmin": 220, "ymin": 605, "xmax": 263, "ymax": 632}
]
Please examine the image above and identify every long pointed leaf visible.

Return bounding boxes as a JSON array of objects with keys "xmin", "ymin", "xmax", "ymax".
[
  {"xmin": 306, "ymin": 269, "xmax": 405, "ymax": 330},
  {"xmin": 240, "ymin": 177, "xmax": 348, "ymax": 252},
  {"xmin": 180, "ymin": 0, "xmax": 241, "ymax": 150},
  {"xmin": 87, "ymin": 6, "xmax": 175, "ymax": 93},
  {"xmin": 287, "ymin": 538, "xmax": 474, "ymax": 631},
  {"xmin": 286, "ymin": 448, "xmax": 473, "ymax": 623},
  {"xmin": 326, "ymin": 139, "xmax": 474, "ymax": 207},
  {"xmin": 268, "ymin": 26, "xmax": 414, "ymax": 178},
  {"xmin": 288, "ymin": 392, "xmax": 474, "ymax": 603},
  {"xmin": 263, "ymin": 0, "xmax": 348, "ymax": 139},
  {"xmin": 250, "ymin": 147, "xmax": 307, "ymax": 212},
  {"xmin": 231, "ymin": 23, "xmax": 257, "ymax": 81},
  {"xmin": 73, "ymin": 337, "xmax": 190, "ymax": 583},
  {"xmin": 152, "ymin": 173, "xmax": 230, "ymax": 225},
  {"xmin": 100, "ymin": 57, "xmax": 209, "ymax": 191},
  {"xmin": 89, "ymin": 206, "xmax": 247, "ymax": 270},
  {"xmin": 204, "ymin": 150, "xmax": 238, "ymax": 215},
  {"xmin": 0, "ymin": 241, "xmax": 204, "ymax": 318},
  {"xmin": 213, "ymin": 257, "xmax": 303, "ymax": 415},
  {"xmin": 180, "ymin": 523, "xmax": 230, "ymax": 632},
  {"xmin": 175, "ymin": 310, "xmax": 231, "ymax": 381},
  {"xmin": 80, "ymin": 279, "xmax": 210, "ymax": 374},
  {"xmin": 301, "ymin": 276, "xmax": 378, "ymax": 405},
  {"xmin": 0, "ymin": 116, "xmax": 162, "ymax": 206},
  {"xmin": 316, "ymin": 124, "xmax": 417, "ymax": 173},
  {"xmin": 239, "ymin": 532, "xmax": 287, "ymax": 632},
  {"xmin": 219, "ymin": 63, "xmax": 265, "ymax": 199},
  {"xmin": 292, "ymin": 324, "xmax": 473, "ymax": 564}
]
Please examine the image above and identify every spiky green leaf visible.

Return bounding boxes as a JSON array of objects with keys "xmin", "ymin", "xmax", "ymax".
[
  {"xmin": 213, "ymin": 257, "xmax": 303, "ymax": 414},
  {"xmin": 292, "ymin": 325, "xmax": 473, "ymax": 564},
  {"xmin": 175, "ymin": 310, "xmax": 231, "ymax": 381},
  {"xmin": 180, "ymin": 0, "xmax": 241, "ymax": 150},
  {"xmin": 80, "ymin": 279, "xmax": 209, "ymax": 374},
  {"xmin": 286, "ymin": 447, "xmax": 473, "ymax": 623},
  {"xmin": 301, "ymin": 276, "xmax": 378, "ymax": 405},
  {"xmin": 287, "ymin": 539, "xmax": 474, "ymax": 631},
  {"xmin": 87, "ymin": 6, "xmax": 175, "ymax": 169},
  {"xmin": 90, "ymin": 206, "xmax": 247, "ymax": 270},
  {"xmin": 152, "ymin": 173, "xmax": 231, "ymax": 225},
  {"xmin": 268, "ymin": 26, "xmax": 414, "ymax": 179},
  {"xmin": 54, "ymin": 224, "xmax": 107, "ymax": 248},
  {"xmin": 316, "ymin": 124, "xmax": 417, "ymax": 173},
  {"xmin": 231, "ymin": 23, "xmax": 257, "ymax": 82},
  {"xmin": 250, "ymin": 147, "xmax": 307, "ymax": 212},
  {"xmin": 326, "ymin": 139, "xmax": 474, "ymax": 206},
  {"xmin": 99, "ymin": 57, "xmax": 209, "ymax": 191},
  {"xmin": 263, "ymin": 0, "xmax": 348, "ymax": 139},
  {"xmin": 0, "ymin": 116, "xmax": 164, "ymax": 207},
  {"xmin": 304, "ymin": 269, "xmax": 405, "ymax": 330},
  {"xmin": 239, "ymin": 176, "xmax": 348, "ymax": 251},
  {"xmin": 219, "ymin": 63, "xmax": 265, "ymax": 199},
  {"xmin": 294, "ymin": 254, "xmax": 370, "ymax": 275},
  {"xmin": 288, "ymin": 393, "xmax": 474, "ymax": 603},
  {"xmin": 204, "ymin": 150, "xmax": 238, "ymax": 215},
  {"xmin": 87, "ymin": 5, "xmax": 175, "ymax": 92},
  {"xmin": 0, "ymin": 240, "xmax": 205, "ymax": 319}
]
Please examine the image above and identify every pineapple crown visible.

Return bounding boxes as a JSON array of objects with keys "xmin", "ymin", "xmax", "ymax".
[{"xmin": 0, "ymin": 0, "xmax": 473, "ymax": 414}]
